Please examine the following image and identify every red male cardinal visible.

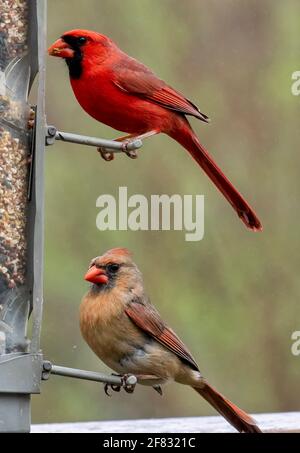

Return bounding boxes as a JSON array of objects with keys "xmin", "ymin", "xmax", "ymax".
[
  {"xmin": 81, "ymin": 248, "xmax": 261, "ymax": 433},
  {"xmin": 48, "ymin": 30, "xmax": 262, "ymax": 231}
]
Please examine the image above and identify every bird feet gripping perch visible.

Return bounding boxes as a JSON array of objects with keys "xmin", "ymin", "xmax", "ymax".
[
  {"xmin": 97, "ymin": 139, "xmax": 138, "ymax": 161},
  {"xmin": 98, "ymin": 148, "xmax": 115, "ymax": 161},
  {"xmin": 104, "ymin": 373, "xmax": 137, "ymax": 396},
  {"xmin": 97, "ymin": 133, "xmax": 140, "ymax": 161},
  {"xmin": 121, "ymin": 140, "xmax": 138, "ymax": 159},
  {"xmin": 97, "ymin": 130, "xmax": 159, "ymax": 162}
]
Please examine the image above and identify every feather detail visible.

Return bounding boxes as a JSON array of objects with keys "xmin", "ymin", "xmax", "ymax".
[
  {"xmin": 194, "ymin": 383, "xmax": 262, "ymax": 433},
  {"xmin": 113, "ymin": 57, "xmax": 209, "ymax": 122},
  {"xmin": 125, "ymin": 300, "xmax": 199, "ymax": 371}
]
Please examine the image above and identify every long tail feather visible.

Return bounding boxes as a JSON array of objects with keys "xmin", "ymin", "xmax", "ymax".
[
  {"xmin": 170, "ymin": 121, "xmax": 262, "ymax": 231},
  {"xmin": 193, "ymin": 383, "xmax": 261, "ymax": 433}
]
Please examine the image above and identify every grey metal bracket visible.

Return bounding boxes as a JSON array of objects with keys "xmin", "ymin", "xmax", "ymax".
[
  {"xmin": 0, "ymin": 353, "xmax": 43, "ymax": 394},
  {"xmin": 45, "ymin": 125, "xmax": 143, "ymax": 153},
  {"xmin": 0, "ymin": 355, "xmax": 35, "ymax": 432},
  {"xmin": 42, "ymin": 361, "xmax": 137, "ymax": 392}
]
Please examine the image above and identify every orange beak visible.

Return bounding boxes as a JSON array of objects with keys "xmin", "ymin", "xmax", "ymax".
[
  {"xmin": 48, "ymin": 38, "xmax": 74, "ymax": 58},
  {"xmin": 84, "ymin": 265, "xmax": 109, "ymax": 285}
]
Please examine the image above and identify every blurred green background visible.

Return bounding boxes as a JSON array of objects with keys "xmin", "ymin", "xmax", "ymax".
[{"xmin": 32, "ymin": 0, "xmax": 300, "ymax": 424}]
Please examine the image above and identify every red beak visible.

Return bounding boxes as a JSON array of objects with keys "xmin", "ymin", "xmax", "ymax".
[
  {"xmin": 48, "ymin": 38, "xmax": 74, "ymax": 58},
  {"xmin": 84, "ymin": 265, "xmax": 109, "ymax": 285}
]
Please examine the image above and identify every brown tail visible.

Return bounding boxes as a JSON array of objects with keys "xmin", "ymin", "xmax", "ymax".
[
  {"xmin": 170, "ymin": 121, "xmax": 262, "ymax": 231},
  {"xmin": 193, "ymin": 382, "xmax": 261, "ymax": 433}
]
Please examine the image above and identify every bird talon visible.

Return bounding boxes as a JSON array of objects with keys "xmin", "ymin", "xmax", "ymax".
[
  {"xmin": 104, "ymin": 382, "xmax": 121, "ymax": 396},
  {"xmin": 121, "ymin": 141, "xmax": 129, "ymax": 152},
  {"xmin": 104, "ymin": 373, "xmax": 136, "ymax": 396},
  {"xmin": 111, "ymin": 384, "xmax": 121, "ymax": 392},
  {"xmin": 124, "ymin": 385, "xmax": 135, "ymax": 394},
  {"xmin": 104, "ymin": 383, "xmax": 112, "ymax": 397},
  {"xmin": 153, "ymin": 385, "xmax": 163, "ymax": 396},
  {"xmin": 121, "ymin": 141, "xmax": 138, "ymax": 159},
  {"xmin": 98, "ymin": 147, "xmax": 114, "ymax": 161},
  {"xmin": 126, "ymin": 150, "xmax": 138, "ymax": 159},
  {"xmin": 121, "ymin": 374, "xmax": 137, "ymax": 394}
]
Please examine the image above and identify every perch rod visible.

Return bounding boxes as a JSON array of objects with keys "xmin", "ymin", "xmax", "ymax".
[
  {"xmin": 45, "ymin": 125, "xmax": 143, "ymax": 152},
  {"xmin": 42, "ymin": 361, "xmax": 137, "ymax": 387}
]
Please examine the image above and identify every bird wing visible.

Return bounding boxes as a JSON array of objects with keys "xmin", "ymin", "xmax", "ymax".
[
  {"xmin": 113, "ymin": 57, "xmax": 209, "ymax": 122},
  {"xmin": 125, "ymin": 299, "xmax": 199, "ymax": 371}
]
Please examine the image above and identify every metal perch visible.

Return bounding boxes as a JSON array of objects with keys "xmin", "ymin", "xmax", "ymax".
[
  {"xmin": 46, "ymin": 125, "xmax": 143, "ymax": 153},
  {"xmin": 42, "ymin": 361, "xmax": 137, "ymax": 393}
]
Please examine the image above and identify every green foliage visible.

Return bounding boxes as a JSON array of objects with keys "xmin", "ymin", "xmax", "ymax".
[{"xmin": 32, "ymin": 0, "xmax": 300, "ymax": 423}]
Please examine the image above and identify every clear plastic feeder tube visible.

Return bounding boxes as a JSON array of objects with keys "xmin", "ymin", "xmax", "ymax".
[{"xmin": 0, "ymin": 0, "xmax": 31, "ymax": 354}]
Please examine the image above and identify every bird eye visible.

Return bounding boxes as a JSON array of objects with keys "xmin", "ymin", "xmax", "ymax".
[
  {"xmin": 78, "ymin": 37, "xmax": 87, "ymax": 44},
  {"xmin": 107, "ymin": 264, "xmax": 120, "ymax": 273}
]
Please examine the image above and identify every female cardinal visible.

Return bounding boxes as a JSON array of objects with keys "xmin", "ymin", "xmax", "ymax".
[
  {"xmin": 80, "ymin": 248, "xmax": 261, "ymax": 433},
  {"xmin": 48, "ymin": 30, "xmax": 262, "ymax": 231}
]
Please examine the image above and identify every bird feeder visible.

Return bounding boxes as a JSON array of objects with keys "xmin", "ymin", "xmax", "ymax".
[
  {"xmin": 0, "ymin": 0, "xmax": 46, "ymax": 432},
  {"xmin": 0, "ymin": 0, "xmax": 139, "ymax": 433}
]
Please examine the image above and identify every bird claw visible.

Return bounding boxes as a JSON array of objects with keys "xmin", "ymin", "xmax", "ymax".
[
  {"xmin": 97, "ymin": 139, "xmax": 138, "ymax": 161},
  {"xmin": 126, "ymin": 150, "xmax": 138, "ymax": 159},
  {"xmin": 97, "ymin": 147, "xmax": 114, "ymax": 161},
  {"xmin": 104, "ymin": 383, "xmax": 113, "ymax": 396},
  {"xmin": 104, "ymin": 382, "xmax": 122, "ymax": 396},
  {"xmin": 124, "ymin": 383, "xmax": 135, "ymax": 394},
  {"xmin": 103, "ymin": 373, "xmax": 137, "ymax": 396},
  {"xmin": 121, "ymin": 141, "xmax": 138, "ymax": 159},
  {"xmin": 153, "ymin": 385, "xmax": 163, "ymax": 396}
]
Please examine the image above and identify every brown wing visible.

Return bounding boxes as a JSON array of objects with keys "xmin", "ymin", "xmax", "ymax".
[
  {"xmin": 113, "ymin": 56, "xmax": 209, "ymax": 122},
  {"xmin": 125, "ymin": 299, "xmax": 199, "ymax": 371}
]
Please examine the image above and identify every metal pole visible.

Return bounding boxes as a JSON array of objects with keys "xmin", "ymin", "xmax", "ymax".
[
  {"xmin": 46, "ymin": 126, "xmax": 143, "ymax": 152},
  {"xmin": 42, "ymin": 362, "xmax": 137, "ymax": 387}
]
